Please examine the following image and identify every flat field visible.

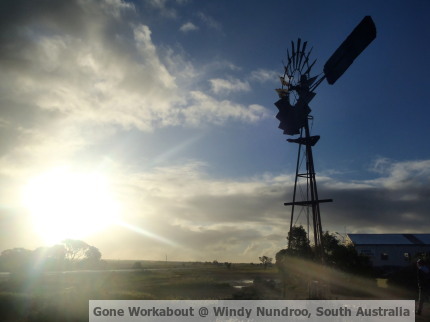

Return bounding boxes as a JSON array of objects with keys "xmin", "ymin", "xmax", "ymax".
[{"xmin": 0, "ymin": 261, "xmax": 426, "ymax": 321}]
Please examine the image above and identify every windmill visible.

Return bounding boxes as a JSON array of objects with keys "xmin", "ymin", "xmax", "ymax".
[{"xmin": 275, "ymin": 16, "xmax": 376, "ymax": 261}]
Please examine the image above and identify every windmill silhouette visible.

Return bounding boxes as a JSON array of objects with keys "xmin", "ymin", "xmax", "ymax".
[{"xmin": 274, "ymin": 16, "xmax": 376, "ymax": 261}]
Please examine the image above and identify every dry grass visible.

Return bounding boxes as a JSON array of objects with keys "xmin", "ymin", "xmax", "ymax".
[{"xmin": 0, "ymin": 261, "xmax": 424, "ymax": 321}]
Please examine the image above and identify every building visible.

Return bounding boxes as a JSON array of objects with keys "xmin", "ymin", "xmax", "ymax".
[{"xmin": 347, "ymin": 234, "xmax": 430, "ymax": 268}]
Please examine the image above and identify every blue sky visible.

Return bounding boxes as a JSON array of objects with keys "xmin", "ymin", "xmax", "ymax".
[{"xmin": 1, "ymin": 0, "xmax": 430, "ymax": 262}]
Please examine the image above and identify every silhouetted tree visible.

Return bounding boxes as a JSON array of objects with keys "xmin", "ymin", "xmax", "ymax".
[
  {"xmin": 33, "ymin": 244, "xmax": 67, "ymax": 270},
  {"xmin": 62, "ymin": 239, "xmax": 89, "ymax": 261},
  {"xmin": 0, "ymin": 240, "xmax": 103, "ymax": 274},
  {"xmin": 61, "ymin": 239, "xmax": 103, "ymax": 268},
  {"xmin": 85, "ymin": 245, "xmax": 102, "ymax": 261},
  {"xmin": 276, "ymin": 225, "xmax": 313, "ymax": 297},
  {"xmin": 277, "ymin": 230, "xmax": 372, "ymax": 278},
  {"xmin": 0, "ymin": 248, "xmax": 33, "ymax": 273},
  {"xmin": 321, "ymin": 231, "xmax": 372, "ymax": 275},
  {"xmin": 287, "ymin": 225, "xmax": 312, "ymax": 258},
  {"xmin": 80, "ymin": 245, "xmax": 103, "ymax": 268},
  {"xmin": 259, "ymin": 256, "xmax": 273, "ymax": 269},
  {"xmin": 276, "ymin": 229, "xmax": 373, "ymax": 298},
  {"xmin": 49, "ymin": 244, "xmax": 67, "ymax": 260}
]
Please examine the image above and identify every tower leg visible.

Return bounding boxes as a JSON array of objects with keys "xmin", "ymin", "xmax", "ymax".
[
  {"xmin": 303, "ymin": 120, "xmax": 324, "ymax": 262},
  {"xmin": 285, "ymin": 117, "xmax": 331, "ymax": 263},
  {"xmin": 287, "ymin": 129, "xmax": 303, "ymax": 250}
]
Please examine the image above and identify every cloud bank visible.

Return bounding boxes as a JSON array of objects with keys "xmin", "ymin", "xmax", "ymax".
[
  {"xmin": 91, "ymin": 158, "xmax": 430, "ymax": 262},
  {"xmin": 0, "ymin": 0, "xmax": 268, "ymax": 134}
]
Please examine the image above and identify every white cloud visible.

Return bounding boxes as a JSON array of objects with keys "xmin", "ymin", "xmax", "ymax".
[
  {"xmin": 97, "ymin": 0, "xmax": 136, "ymax": 19},
  {"xmin": 317, "ymin": 158, "xmax": 430, "ymax": 234},
  {"xmin": 0, "ymin": 0, "xmax": 268, "ymax": 137},
  {"xmin": 207, "ymin": 69, "xmax": 277, "ymax": 96},
  {"xmin": 179, "ymin": 22, "xmax": 198, "ymax": 33},
  {"xmin": 182, "ymin": 91, "xmax": 268, "ymax": 126},
  {"xmin": 209, "ymin": 78, "xmax": 251, "ymax": 94},
  {"xmin": 249, "ymin": 68, "xmax": 278, "ymax": 83},
  {"xmin": 147, "ymin": 0, "xmax": 177, "ymax": 18},
  {"xmin": 367, "ymin": 158, "xmax": 430, "ymax": 189}
]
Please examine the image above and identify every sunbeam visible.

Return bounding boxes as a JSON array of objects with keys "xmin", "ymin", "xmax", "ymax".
[{"xmin": 117, "ymin": 221, "xmax": 178, "ymax": 247}]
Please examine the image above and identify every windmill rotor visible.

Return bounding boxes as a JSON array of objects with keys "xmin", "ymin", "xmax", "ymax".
[{"xmin": 275, "ymin": 38, "xmax": 317, "ymax": 136}]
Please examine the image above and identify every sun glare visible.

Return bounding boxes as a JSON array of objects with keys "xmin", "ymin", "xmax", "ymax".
[{"xmin": 22, "ymin": 167, "xmax": 120, "ymax": 245}]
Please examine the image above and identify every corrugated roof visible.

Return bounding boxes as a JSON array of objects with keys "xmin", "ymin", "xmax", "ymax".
[{"xmin": 347, "ymin": 234, "xmax": 430, "ymax": 245}]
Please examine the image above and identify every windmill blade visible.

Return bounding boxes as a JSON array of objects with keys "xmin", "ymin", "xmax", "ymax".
[
  {"xmin": 286, "ymin": 49, "xmax": 292, "ymax": 75},
  {"xmin": 298, "ymin": 41, "xmax": 307, "ymax": 71},
  {"xmin": 281, "ymin": 60, "xmax": 287, "ymax": 78},
  {"xmin": 286, "ymin": 65, "xmax": 291, "ymax": 78},
  {"xmin": 301, "ymin": 41, "xmax": 308, "ymax": 55},
  {"xmin": 275, "ymin": 88, "xmax": 289, "ymax": 98},
  {"xmin": 304, "ymin": 59, "xmax": 317, "ymax": 76},
  {"xmin": 275, "ymin": 98, "xmax": 295, "ymax": 133},
  {"xmin": 287, "ymin": 49, "xmax": 291, "ymax": 66},
  {"xmin": 295, "ymin": 38, "xmax": 302, "ymax": 69},
  {"xmin": 300, "ymin": 47, "xmax": 313, "ymax": 73}
]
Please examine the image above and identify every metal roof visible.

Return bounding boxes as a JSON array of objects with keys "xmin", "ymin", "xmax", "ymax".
[{"xmin": 347, "ymin": 234, "xmax": 430, "ymax": 245}]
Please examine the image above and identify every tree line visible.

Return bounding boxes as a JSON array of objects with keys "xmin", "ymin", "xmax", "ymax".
[
  {"xmin": 0, "ymin": 239, "xmax": 103, "ymax": 275},
  {"xmin": 276, "ymin": 226, "xmax": 372, "ymax": 275}
]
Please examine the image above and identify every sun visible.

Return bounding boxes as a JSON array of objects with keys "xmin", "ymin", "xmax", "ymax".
[{"xmin": 22, "ymin": 167, "xmax": 121, "ymax": 245}]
